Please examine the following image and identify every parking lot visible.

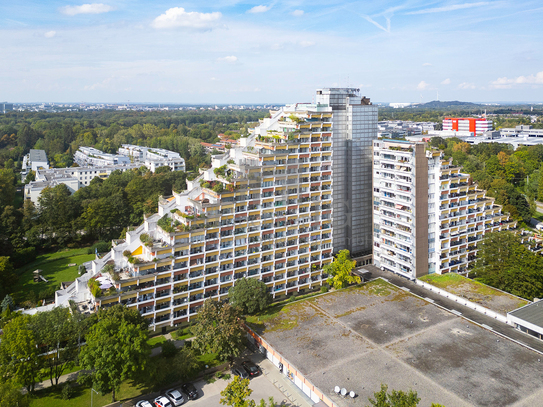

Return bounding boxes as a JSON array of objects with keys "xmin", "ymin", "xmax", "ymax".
[{"xmin": 126, "ymin": 356, "xmax": 299, "ymax": 407}]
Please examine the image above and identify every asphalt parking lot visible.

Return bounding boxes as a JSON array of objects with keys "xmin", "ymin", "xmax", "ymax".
[{"xmin": 128, "ymin": 359, "xmax": 294, "ymax": 407}]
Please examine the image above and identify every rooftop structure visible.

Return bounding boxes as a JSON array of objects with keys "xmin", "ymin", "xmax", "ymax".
[
  {"xmin": 21, "ymin": 149, "xmax": 49, "ymax": 180},
  {"xmin": 508, "ymin": 301, "xmax": 543, "ymax": 340},
  {"xmin": 372, "ymin": 140, "xmax": 516, "ymax": 279},
  {"xmin": 247, "ymin": 278, "xmax": 543, "ymax": 407},
  {"xmin": 24, "ymin": 164, "xmax": 140, "ymax": 205},
  {"xmin": 74, "ymin": 146, "xmax": 131, "ymax": 167},
  {"xmin": 118, "ymin": 144, "xmax": 185, "ymax": 172}
]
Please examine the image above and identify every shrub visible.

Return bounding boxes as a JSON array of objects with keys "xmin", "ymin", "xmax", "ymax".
[
  {"xmin": 320, "ymin": 285, "xmax": 329, "ymax": 293},
  {"xmin": 212, "ymin": 183, "xmax": 224, "ymax": 193},
  {"xmin": 123, "ymin": 250, "xmax": 131, "ymax": 257},
  {"xmin": 161, "ymin": 340, "xmax": 178, "ymax": 358},
  {"xmin": 61, "ymin": 383, "xmax": 74, "ymax": 400},
  {"xmin": 11, "ymin": 247, "xmax": 37, "ymax": 268},
  {"xmin": 140, "ymin": 233, "xmax": 150, "ymax": 243}
]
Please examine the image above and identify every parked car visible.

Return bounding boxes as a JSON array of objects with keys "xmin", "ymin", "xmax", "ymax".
[
  {"xmin": 231, "ymin": 365, "xmax": 249, "ymax": 379},
  {"xmin": 154, "ymin": 396, "xmax": 173, "ymax": 407},
  {"xmin": 241, "ymin": 360, "xmax": 262, "ymax": 377},
  {"xmin": 165, "ymin": 389, "xmax": 185, "ymax": 406},
  {"xmin": 136, "ymin": 401, "xmax": 153, "ymax": 407},
  {"xmin": 181, "ymin": 383, "xmax": 199, "ymax": 400}
]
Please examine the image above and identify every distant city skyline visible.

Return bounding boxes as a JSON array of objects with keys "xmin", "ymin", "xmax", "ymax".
[{"xmin": 2, "ymin": 1, "xmax": 543, "ymax": 103}]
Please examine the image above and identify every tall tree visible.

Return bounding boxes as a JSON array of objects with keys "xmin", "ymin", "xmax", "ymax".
[
  {"xmin": 30, "ymin": 307, "xmax": 80, "ymax": 387},
  {"xmin": 323, "ymin": 249, "xmax": 360, "ymax": 290},
  {"xmin": 79, "ymin": 305, "xmax": 150, "ymax": 401},
  {"xmin": 191, "ymin": 300, "xmax": 244, "ymax": 362},
  {"xmin": 228, "ymin": 277, "xmax": 272, "ymax": 315},
  {"xmin": 0, "ymin": 257, "xmax": 17, "ymax": 300},
  {"xmin": 0, "ymin": 315, "xmax": 41, "ymax": 393}
]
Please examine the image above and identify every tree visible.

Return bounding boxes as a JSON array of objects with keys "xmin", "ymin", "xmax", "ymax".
[
  {"xmin": 367, "ymin": 384, "xmax": 420, "ymax": 407},
  {"xmin": 474, "ymin": 231, "xmax": 543, "ymax": 300},
  {"xmin": 228, "ymin": 277, "xmax": 272, "ymax": 315},
  {"xmin": 0, "ymin": 257, "xmax": 17, "ymax": 300},
  {"xmin": 220, "ymin": 376, "xmax": 253, "ymax": 407},
  {"xmin": 0, "ymin": 380, "xmax": 30, "ymax": 407},
  {"xmin": 220, "ymin": 376, "xmax": 276, "ymax": 407},
  {"xmin": 79, "ymin": 305, "xmax": 150, "ymax": 402},
  {"xmin": 0, "ymin": 315, "xmax": 41, "ymax": 393},
  {"xmin": 1, "ymin": 294, "xmax": 15, "ymax": 313},
  {"xmin": 191, "ymin": 300, "xmax": 244, "ymax": 361},
  {"xmin": 323, "ymin": 249, "xmax": 360, "ymax": 290},
  {"xmin": 30, "ymin": 307, "xmax": 80, "ymax": 386}
]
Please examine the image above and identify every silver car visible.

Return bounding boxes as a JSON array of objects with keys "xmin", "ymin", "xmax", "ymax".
[{"xmin": 165, "ymin": 389, "xmax": 185, "ymax": 406}]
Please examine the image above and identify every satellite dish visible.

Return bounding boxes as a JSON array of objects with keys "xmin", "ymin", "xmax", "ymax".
[
  {"xmin": 341, "ymin": 388, "xmax": 347, "ymax": 396},
  {"xmin": 350, "ymin": 391, "xmax": 356, "ymax": 398},
  {"xmin": 334, "ymin": 386, "xmax": 340, "ymax": 394}
]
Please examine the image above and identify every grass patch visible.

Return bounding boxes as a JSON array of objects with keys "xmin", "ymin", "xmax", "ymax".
[
  {"xmin": 357, "ymin": 278, "xmax": 393, "ymax": 296},
  {"xmin": 13, "ymin": 248, "xmax": 95, "ymax": 304},
  {"xmin": 245, "ymin": 302, "xmax": 305, "ymax": 333},
  {"xmin": 197, "ymin": 352, "xmax": 222, "ymax": 369},
  {"xmin": 30, "ymin": 379, "xmax": 148, "ymax": 407},
  {"xmin": 420, "ymin": 273, "xmax": 501, "ymax": 296},
  {"xmin": 147, "ymin": 335, "xmax": 166, "ymax": 348},
  {"xmin": 173, "ymin": 326, "xmax": 193, "ymax": 341}
]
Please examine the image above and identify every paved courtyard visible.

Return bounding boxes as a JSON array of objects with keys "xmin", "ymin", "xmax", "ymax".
[{"xmin": 253, "ymin": 279, "xmax": 543, "ymax": 407}]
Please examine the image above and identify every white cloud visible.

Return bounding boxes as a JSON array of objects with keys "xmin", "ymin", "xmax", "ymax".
[
  {"xmin": 458, "ymin": 82, "xmax": 476, "ymax": 89},
  {"xmin": 217, "ymin": 56, "xmax": 238, "ymax": 63},
  {"xmin": 441, "ymin": 78, "xmax": 451, "ymax": 85},
  {"xmin": 44, "ymin": 30, "xmax": 56, "ymax": 38},
  {"xmin": 417, "ymin": 81, "xmax": 429, "ymax": 90},
  {"xmin": 422, "ymin": 62, "xmax": 432, "ymax": 66},
  {"xmin": 406, "ymin": 2, "xmax": 489, "ymax": 15},
  {"xmin": 60, "ymin": 3, "xmax": 114, "ymax": 16},
  {"xmin": 299, "ymin": 41, "xmax": 315, "ymax": 47},
  {"xmin": 152, "ymin": 7, "xmax": 222, "ymax": 29},
  {"xmin": 491, "ymin": 71, "xmax": 543, "ymax": 88},
  {"xmin": 248, "ymin": 5, "xmax": 271, "ymax": 13},
  {"xmin": 292, "ymin": 10, "xmax": 304, "ymax": 17}
]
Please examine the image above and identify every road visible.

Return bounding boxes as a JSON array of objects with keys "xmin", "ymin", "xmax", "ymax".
[{"xmin": 358, "ymin": 264, "xmax": 543, "ymax": 355}]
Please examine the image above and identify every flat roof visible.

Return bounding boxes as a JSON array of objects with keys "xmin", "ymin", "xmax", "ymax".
[
  {"xmin": 251, "ymin": 279, "xmax": 543, "ymax": 407},
  {"xmin": 29, "ymin": 149, "xmax": 47, "ymax": 162},
  {"xmin": 509, "ymin": 301, "xmax": 543, "ymax": 329}
]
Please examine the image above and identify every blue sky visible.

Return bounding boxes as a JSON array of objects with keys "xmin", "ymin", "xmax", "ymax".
[{"xmin": 1, "ymin": 1, "xmax": 543, "ymax": 103}]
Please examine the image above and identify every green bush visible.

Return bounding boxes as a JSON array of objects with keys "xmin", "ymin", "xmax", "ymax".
[
  {"xmin": 320, "ymin": 285, "xmax": 329, "ymax": 293},
  {"xmin": 161, "ymin": 340, "xmax": 178, "ymax": 358},
  {"xmin": 87, "ymin": 241, "xmax": 111, "ymax": 254},
  {"xmin": 61, "ymin": 383, "xmax": 74, "ymax": 400},
  {"xmin": 11, "ymin": 247, "xmax": 37, "ymax": 268}
]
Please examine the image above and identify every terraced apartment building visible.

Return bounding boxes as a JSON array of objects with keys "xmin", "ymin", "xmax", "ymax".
[
  {"xmin": 372, "ymin": 139, "xmax": 517, "ymax": 279},
  {"xmin": 69, "ymin": 88, "xmax": 377, "ymax": 329}
]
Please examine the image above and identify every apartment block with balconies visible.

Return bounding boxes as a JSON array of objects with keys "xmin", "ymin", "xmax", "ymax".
[
  {"xmin": 87, "ymin": 101, "xmax": 335, "ymax": 329},
  {"xmin": 372, "ymin": 139, "xmax": 517, "ymax": 280}
]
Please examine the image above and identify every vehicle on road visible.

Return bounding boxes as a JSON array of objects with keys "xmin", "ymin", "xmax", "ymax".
[
  {"xmin": 136, "ymin": 401, "xmax": 153, "ymax": 407},
  {"xmin": 241, "ymin": 360, "xmax": 262, "ymax": 377},
  {"xmin": 181, "ymin": 383, "xmax": 199, "ymax": 400},
  {"xmin": 165, "ymin": 389, "xmax": 185, "ymax": 406},
  {"xmin": 154, "ymin": 396, "xmax": 173, "ymax": 407},
  {"xmin": 231, "ymin": 365, "xmax": 249, "ymax": 379}
]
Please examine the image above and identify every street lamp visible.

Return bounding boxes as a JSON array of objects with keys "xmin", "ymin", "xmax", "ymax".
[{"xmin": 91, "ymin": 387, "xmax": 99, "ymax": 407}]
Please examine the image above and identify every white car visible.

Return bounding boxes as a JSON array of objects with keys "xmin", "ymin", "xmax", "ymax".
[
  {"xmin": 165, "ymin": 389, "xmax": 185, "ymax": 406},
  {"xmin": 136, "ymin": 401, "xmax": 153, "ymax": 407},
  {"xmin": 154, "ymin": 396, "xmax": 173, "ymax": 407}
]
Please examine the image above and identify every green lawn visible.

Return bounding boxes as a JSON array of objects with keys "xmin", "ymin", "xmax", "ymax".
[
  {"xmin": 172, "ymin": 326, "xmax": 193, "ymax": 340},
  {"xmin": 147, "ymin": 335, "xmax": 167, "ymax": 348},
  {"xmin": 13, "ymin": 248, "xmax": 95, "ymax": 303},
  {"xmin": 30, "ymin": 380, "xmax": 149, "ymax": 407}
]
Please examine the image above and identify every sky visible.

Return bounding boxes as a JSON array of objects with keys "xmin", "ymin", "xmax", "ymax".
[{"xmin": 1, "ymin": 1, "xmax": 543, "ymax": 104}]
